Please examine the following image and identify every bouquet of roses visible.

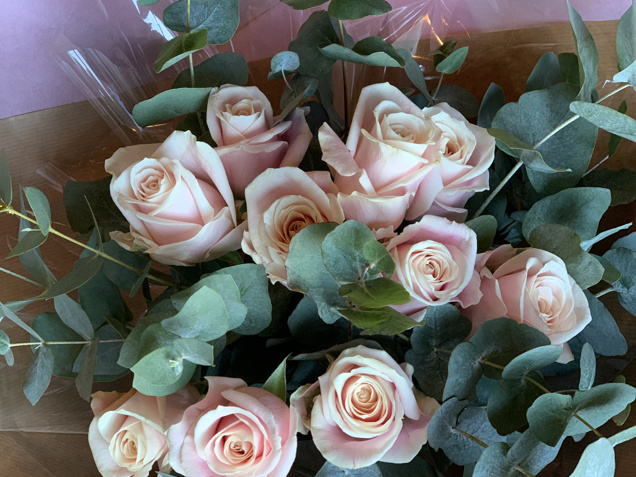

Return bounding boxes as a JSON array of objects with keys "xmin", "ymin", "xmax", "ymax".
[{"xmin": 2, "ymin": 0, "xmax": 636, "ymax": 476}]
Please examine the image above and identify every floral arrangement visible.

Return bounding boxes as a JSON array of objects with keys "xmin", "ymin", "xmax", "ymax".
[{"xmin": 2, "ymin": 0, "xmax": 636, "ymax": 476}]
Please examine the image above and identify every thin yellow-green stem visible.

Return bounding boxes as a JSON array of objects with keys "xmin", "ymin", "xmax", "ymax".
[
  {"xmin": 432, "ymin": 72, "xmax": 445, "ymax": 100},
  {"xmin": 338, "ymin": 20, "xmax": 350, "ymax": 131},
  {"xmin": 2, "ymin": 206, "xmax": 176, "ymax": 288},
  {"xmin": 11, "ymin": 339, "xmax": 125, "ymax": 348},
  {"xmin": 453, "ymin": 426, "xmax": 488, "ymax": 448}
]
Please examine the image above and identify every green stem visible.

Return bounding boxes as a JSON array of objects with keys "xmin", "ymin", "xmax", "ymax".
[
  {"xmin": 3, "ymin": 206, "xmax": 177, "ymax": 288},
  {"xmin": 338, "ymin": 20, "xmax": 350, "ymax": 131},
  {"xmin": 594, "ymin": 287, "xmax": 615, "ymax": 298},
  {"xmin": 574, "ymin": 414, "xmax": 604, "ymax": 438},
  {"xmin": 453, "ymin": 426, "xmax": 488, "ymax": 448},
  {"xmin": 472, "ymin": 83, "xmax": 631, "ymax": 220},
  {"xmin": 0, "ymin": 266, "xmax": 40, "ymax": 287},
  {"xmin": 432, "ymin": 72, "xmax": 445, "ymax": 100},
  {"xmin": 11, "ymin": 339, "xmax": 125, "ymax": 348},
  {"xmin": 291, "ymin": 463, "xmax": 317, "ymax": 477}
]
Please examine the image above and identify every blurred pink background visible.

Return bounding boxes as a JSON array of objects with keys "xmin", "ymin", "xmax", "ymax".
[{"xmin": 0, "ymin": 0, "xmax": 631, "ymax": 119}]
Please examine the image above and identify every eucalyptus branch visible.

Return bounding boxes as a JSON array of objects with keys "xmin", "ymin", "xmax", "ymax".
[
  {"xmin": 432, "ymin": 72, "xmax": 445, "ymax": 101},
  {"xmin": 186, "ymin": 0, "xmax": 206, "ymax": 135},
  {"xmin": 472, "ymin": 83, "xmax": 631, "ymax": 219},
  {"xmin": 338, "ymin": 20, "xmax": 350, "ymax": 132},
  {"xmin": 594, "ymin": 287, "xmax": 615, "ymax": 298},
  {"xmin": 0, "ymin": 266, "xmax": 41, "ymax": 287},
  {"xmin": 1, "ymin": 206, "xmax": 178, "ymax": 288},
  {"xmin": 10, "ymin": 339, "xmax": 124, "ymax": 348}
]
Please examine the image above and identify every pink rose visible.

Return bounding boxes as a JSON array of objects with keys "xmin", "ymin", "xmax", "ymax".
[
  {"xmin": 88, "ymin": 387, "xmax": 197, "ymax": 477},
  {"xmin": 421, "ymin": 103, "xmax": 495, "ymax": 221},
  {"xmin": 167, "ymin": 377, "xmax": 297, "ymax": 477},
  {"xmin": 207, "ymin": 85, "xmax": 312, "ymax": 197},
  {"xmin": 319, "ymin": 83, "xmax": 445, "ymax": 230},
  {"xmin": 461, "ymin": 246, "xmax": 592, "ymax": 362},
  {"xmin": 290, "ymin": 345, "xmax": 439, "ymax": 469},
  {"xmin": 241, "ymin": 167, "xmax": 345, "ymax": 285},
  {"xmin": 386, "ymin": 215, "xmax": 482, "ymax": 322},
  {"xmin": 106, "ymin": 130, "xmax": 245, "ymax": 266}
]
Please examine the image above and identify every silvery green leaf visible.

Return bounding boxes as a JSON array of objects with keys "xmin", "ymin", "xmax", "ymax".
[
  {"xmin": 53, "ymin": 294, "xmax": 94, "ymax": 340},
  {"xmin": 153, "ymin": 29, "xmax": 209, "ymax": 73},
  {"xmin": 6, "ymin": 230, "xmax": 47, "ymax": 259},
  {"xmin": 133, "ymin": 87, "xmax": 212, "ymax": 127},
  {"xmin": 569, "ymin": 438, "xmax": 615, "ymax": 476},
  {"xmin": 23, "ymin": 345, "xmax": 54, "ymax": 405},
  {"xmin": 436, "ymin": 46, "xmax": 469, "ymax": 74},
  {"xmin": 268, "ymin": 51, "xmax": 300, "ymax": 80},
  {"xmin": 327, "ymin": 0, "xmax": 392, "ymax": 21},
  {"xmin": 173, "ymin": 52, "xmax": 249, "ymax": 88},
  {"xmin": 571, "ymin": 101, "xmax": 636, "ymax": 142},
  {"xmin": 617, "ymin": 1, "xmax": 636, "ymax": 71},
  {"xmin": 163, "ymin": 0, "xmax": 239, "ymax": 45},
  {"xmin": 23, "ymin": 187, "xmax": 51, "ymax": 237},
  {"xmin": 567, "ymin": 0, "xmax": 599, "ymax": 101},
  {"xmin": 478, "ymin": 83, "xmax": 504, "ymax": 128},
  {"xmin": 75, "ymin": 339, "xmax": 99, "ymax": 401},
  {"xmin": 0, "ymin": 151, "xmax": 11, "ymax": 206},
  {"xmin": 526, "ymin": 52, "xmax": 563, "ymax": 92}
]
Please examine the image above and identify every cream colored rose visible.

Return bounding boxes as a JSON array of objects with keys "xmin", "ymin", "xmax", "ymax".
[
  {"xmin": 387, "ymin": 215, "xmax": 482, "ymax": 322},
  {"xmin": 290, "ymin": 345, "xmax": 439, "ymax": 469},
  {"xmin": 462, "ymin": 246, "xmax": 592, "ymax": 362},
  {"xmin": 106, "ymin": 130, "xmax": 245, "ymax": 266},
  {"xmin": 207, "ymin": 85, "xmax": 312, "ymax": 196},
  {"xmin": 420, "ymin": 103, "xmax": 495, "ymax": 221},
  {"xmin": 88, "ymin": 388, "xmax": 196, "ymax": 477},
  {"xmin": 241, "ymin": 167, "xmax": 344, "ymax": 284}
]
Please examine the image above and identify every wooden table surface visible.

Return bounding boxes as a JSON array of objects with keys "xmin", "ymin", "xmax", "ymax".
[{"xmin": 1, "ymin": 18, "xmax": 636, "ymax": 477}]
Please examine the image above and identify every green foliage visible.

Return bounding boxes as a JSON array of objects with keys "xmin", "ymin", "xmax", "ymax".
[
  {"xmin": 281, "ymin": 0, "xmax": 329, "ymax": 9},
  {"xmin": 526, "ymin": 52, "xmax": 563, "ymax": 92},
  {"xmin": 487, "ymin": 373, "xmax": 546, "ymax": 436},
  {"xmin": 617, "ymin": 1, "xmax": 636, "ymax": 71},
  {"xmin": 6, "ymin": 231, "xmax": 47, "ymax": 259},
  {"xmin": 23, "ymin": 345, "xmax": 53, "ymax": 405},
  {"xmin": 435, "ymin": 46, "xmax": 469, "ymax": 74},
  {"xmin": 289, "ymin": 12, "xmax": 340, "ymax": 77},
  {"xmin": 0, "ymin": 330, "xmax": 9, "ymax": 355},
  {"xmin": 321, "ymin": 37, "xmax": 404, "ymax": 68},
  {"xmin": 139, "ymin": 0, "xmax": 161, "ymax": 5},
  {"xmin": 163, "ymin": 0, "xmax": 239, "ymax": 45},
  {"xmin": 491, "ymin": 83, "xmax": 598, "ymax": 195},
  {"xmin": 268, "ymin": 51, "xmax": 300, "ymax": 80},
  {"xmin": 569, "ymin": 438, "xmax": 615, "ymax": 477},
  {"xmin": 173, "ymin": 52, "xmax": 249, "ymax": 88},
  {"xmin": 579, "ymin": 343, "xmax": 596, "ymax": 391},
  {"xmin": 406, "ymin": 305, "xmax": 472, "ymax": 401},
  {"xmin": 339, "ymin": 307, "xmax": 416, "ymax": 336},
  {"xmin": 603, "ymin": 246, "xmax": 636, "ymax": 315},
  {"xmin": 488, "ymin": 128, "xmax": 568, "ymax": 174},
  {"xmin": 478, "ymin": 83, "xmax": 505, "ymax": 128},
  {"xmin": 39, "ymin": 254, "xmax": 103, "ymax": 300},
  {"xmin": 262, "ymin": 356, "xmax": 288, "ymax": 402},
  {"xmin": 53, "ymin": 294, "xmax": 94, "ymax": 340},
  {"xmin": 567, "ymin": 1, "xmax": 599, "ymax": 102},
  {"xmin": 579, "ymin": 168, "xmax": 636, "ymax": 206},
  {"xmin": 133, "ymin": 87, "xmax": 213, "ymax": 127},
  {"xmin": 327, "ymin": 0, "xmax": 392, "ymax": 20},
  {"xmin": 339, "ymin": 278, "xmax": 410, "ymax": 308},
  {"xmin": 17, "ymin": 194, "xmax": 55, "ymax": 288},
  {"xmin": 398, "ymin": 49, "xmax": 433, "ymax": 103},
  {"xmin": 502, "ymin": 346, "xmax": 564, "ymax": 380},
  {"xmin": 23, "ymin": 187, "xmax": 51, "ymax": 237},
  {"xmin": 465, "ymin": 216, "xmax": 497, "ymax": 253},
  {"xmin": 1, "ymin": 302, "xmax": 43, "ymax": 342},
  {"xmin": 75, "ymin": 339, "xmax": 99, "ymax": 401},
  {"xmin": 278, "ymin": 74, "xmax": 319, "ymax": 123},
  {"xmin": 571, "ymin": 101, "xmax": 636, "ymax": 142},
  {"xmin": 435, "ymin": 85, "xmax": 480, "ymax": 118},
  {"xmin": 101, "ymin": 241, "xmax": 150, "ymax": 291},
  {"xmin": 153, "ymin": 29, "xmax": 208, "ymax": 73},
  {"xmin": 0, "ymin": 151, "xmax": 12, "ymax": 206},
  {"xmin": 64, "ymin": 177, "xmax": 127, "ymax": 235},
  {"xmin": 527, "ymin": 393, "xmax": 573, "ymax": 446},
  {"xmin": 31, "ymin": 312, "xmax": 83, "ymax": 378}
]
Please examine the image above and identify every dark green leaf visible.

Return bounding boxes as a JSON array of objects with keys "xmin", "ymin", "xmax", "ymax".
[
  {"xmin": 53, "ymin": 294, "xmax": 94, "ymax": 340},
  {"xmin": 488, "ymin": 373, "xmax": 546, "ymax": 436},
  {"xmin": 327, "ymin": 0, "xmax": 391, "ymax": 20},
  {"xmin": 38, "ymin": 254, "xmax": 103, "ymax": 299},
  {"xmin": 436, "ymin": 46, "xmax": 469, "ymax": 74},
  {"xmin": 523, "ymin": 187, "xmax": 611, "ymax": 242},
  {"xmin": 32, "ymin": 312, "xmax": 83, "ymax": 378},
  {"xmin": 398, "ymin": 49, "xmax": 434, "ymax": 104},
  {"xmin": 406, "ymin": 305, "xmax": 471, "ymax": 401},
  {"xmin": 320, "ymin": 37, "xmax": 404, "ymax": 68},
  {"xmin": 17, "ymin": 194, "xmax": 55, "ymax": 288},
  {"xmin": 571, "ymin": 101, "xmax": 636, "ymax": 142},
  {"xmin": 163, "ymin": 0, "xmax": 239, "ymax": 45},
  {"xmin": 444, "ymin": 342, "xmax": 484, "ymax": 401},
  {"xmin": 465, "ymin": 215, "xmax": 497, "ymax": 252},
  {"xmin": 133, "ymin": 87, "xmax": 212, "ymax": 127},
  {"xmin": 0, "ymin": 330, "xmax": 10, "ymax": 355},
  {"xmin": 153, "ymin": 29, "xmax": 208, "ymax": 73},
  {"xmin": 568, "ymin": 0, "xmax": 599, "ymax": 101},
  {"xmin": 473, "ymin": 442, "xmax": 517, "ymax": 477},
  {"xmin": 609, "ymin": 101, "xmax": 627, "ymax": 156},
  {"xmin": 527, "ymin": 393, "xmax": 574, "ymax": 446},
  {"xmin": 262, "ymin": 356, "xmax": 288, "ymax": 402},
  {"xmin": 64, "ymin": 177, "xmax": 127, "ymax": 235},
  {"xmin": 162, "ymin": 287, "xmax": 230, "ymax": 341},
  {"xmin": 491, "ymin": 83, "xmax": 597, "ymax": 194},
  {"xmin": 281, "ymin": 0, "xmax": 328, "ymax": 9},
  {"xmin": 286, "ymin": 223, "xmax": 347, "ymax": 324},
  {"xmin": 6, "ymin": 230, "xmax": 47, "ymax": 259},
  {"xmin": 578, "ymin": 291, "xmax": 627, "ymax": 357},
  {"xmin": 277, "ymin": 74, "xmax": 319, "ymax": 124},
  {"xmin": 526, "ymin": 52, "xmax": 563, "ymax": 92},
  {"xmin": 478, "ymin": 83, "xmax": 505, "ymax": 129},
  {"xmin": 339, "ymin": 278, "xmax": 410, "ymax": 308},
  {"xmin": 268, "ymin": 51, "xmax": 300, "ymax": 80},
  {"xmin": 566, "ymin": 383, "xmax": 636, "ymax": 436},
  {"xmin": 102, "ymin": 241, "xmax": 150, "ymax": 291},
  {"xmin": 579, "ymin": 343, "xmax": 596, "ymax": 391},
  {"xmin": 579, "ymin": 168, "xmax": 636, "ymax": 206},
  {"xmin": 0, "ymin": 151, "xmax": 12, "ymax": 206},
  {"xmin": 118, "ymin": 308, "xmax": 174, "ymax": 368},
  {"xmin": 172, "ymin": 52, "xmax": 249, "ymax": 88},
  {"xmin": 502, "ymin": 346, "xmax": 564, "ymax": 380},
  {"xmin": 75, "ymin": 339, "xmax": 99, "ymax": 401},
  {"xmin": 79, "ymin": 269, "xmax": 131, "ymax": 332},
  {"xmin": 363, "ymin": 241, "xmax": 395, "ymax": 277},
  {"xmin": 507, "ymin": 431, "xmax": 564, "ymax": 475},
  {"xmin": 130, "ymin": 261, "xmax": 152, "ymax": 298},
  {"xmin": 435, "ymin": 84, "xmax": 480, "ymax": 118},
  {"xmin": 617, "ymin": 2, "xmax": 636, "ymax": 71},
  {"xmin": 570, "ymin": 438, "xmax": 615, "ymax": 477},
  {"xmin": 488, "ymin": 128, "xmax": 568, "ymax": 174},
  {"xmin": 339, "ymin": 306, "xmax": 415, "ymax": 335},
  {"xmin": 528, "ymin": 224, "xmax": 604, "ymax": 289},
  {"xmin": 289, "ymin": 12, "xmax": 340, "ymax": 77},
  {"xmin": 23, "ymin": 187, "xmax": 51, "ymax": 237},
  {"xmin": 23, "ymin": 345, "xmax": 54, "ymax": 405},
  {"xmin": 1, "ymin": 302, "xmax": 43, "ymax": 342}
]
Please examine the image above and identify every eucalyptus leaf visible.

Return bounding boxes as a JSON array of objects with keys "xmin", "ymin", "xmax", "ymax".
[
  {"xmin": 268, "ymin": 51, "xmax": 300, "ymax": 80},
  {"xmin": 53, "ymin": 294, "xmax": 94, "ymax": 340},
  {"xmin": 602, "ymin": 247, "xmax": 636, "ymax": 315},
  {"xmin": 579, "ymin": 168, "xmax": 636, "ymax": 206},
  {"xmin": 488, "ymin": 128, "xmax": 567, "ymax": 174},
  {"xmin": 262, "ymin": 356, "xmax": 288, "ymax": 402},
  {"xmin": 320, "ymin": 37, "xmax": 404, "ymax": 68},
  {"xmin": 163, "ymin": 0, "xmax": 239, "ymax": 44},
  {"xmin": 435, "ymin": 85, "xmax": 480, "ymax": 118},
  {"xmin": 32, "ymin": 312, "xmax": 83, "ymax": 378},
  {"xmin": 289, "ymin": 12, "xmax": 339, "ymax": 77},
  {"xmin": 617, "ymin": 2, "xmax": 636, "ymax": 71},
  {"xmin": 131, "ymin": 346, "xmax": 186, "ymax": 387},
  {"xmin": 478, "ymin": 83, "xmax": 505, "ymax": 128},
  {"xmin": 278, "ymin": 74, "xmax": 319, "ymax": 124},
  {"xmin": 153, "ymin": 29, "xmax": 208, "ymax": 73},
  {"xmin": 0, "ymin": 330, "xmax": 10, "ymax": 355},
  {"xmin": 18, "ymin": 194, "xmax": 55, "ymax": 288},
  {"xmin": 0, "ymin": 151, "xmax": 12, "ymax": 206},
  {"xmin": 173, "ymin": 52, "xmax": 249, "ymax": 88},
  {"xmin": 507, "ymin": 431, "xmax": 564, "ymax": 475},
  {"xmin": 571, "ymin": 101, "xmax": 636, "ymax": 142},
  {"xmin": 502, "ymin": 346, "xmax": 564, "ymax": 380},
  {"xmin": 339, "ymin": 278, "xmax": 410, "ymax": 308},
  {"xmin": 339, "ymin": 307, "xmax": 415, "ymax": 335},
  {"xmin": 75, "ymin": 339, "xmax": 99, "ymax": 401},
  {"xmin": 38, "ymin": 254, "xmax": 103, "ymax": 300},
  {"xmin": 139, "ymin": 0, "xmax": 161, "ymax": 5},
  {"xmin": 162, "ymin": 287, "xmax": 230, "ymax": 341},
  {"xmin": 133, "ymin": 87, "xmax": 212, "ymax": 127},
  {"xmin": 173, "ymin": 338, "xmax": 214, "ymax": 366},
  {"xmin": 487, "ymin": 373, "xmax": 547, "ymax": 435},
  {"xmin": 569, "ymin": 438, "xmax": 615, "ymax": 477},
  {"xmin": 443, "ymin": 342, "xmax": 484, "ymax": 401},
  {"xmin": 526, "ymin": 52, "xmax": 563, "ymax": 92},
  {"xmin": 316, "ymin": 461, "xmax": 382, "ymax": 477},
  {"xmin": 327, "ymin": 0, "xmax": 392, "ymax": 21},
  {"xmin": 101, "ymin": 241, "xmax": 150, "ymax": 291},
  {"xmin": 133, "ymin": 360, "xmax": 196, "ymax": 397},
  {"xmin": 578, "ymin": 291, "xmax": 627, "ymax": 357},
  {"xmin": 398, "ymin": 49, "xmax": 434, "ymax": 104},
  {"xmin": 281, "ymin": 0, "xmax": 328, "ymax": 9},
  {"xmin": 568, "ymin": 0, "xmax": 599, "ymax": 101},
  {"xmin": 23, "ymin": 187, "xmax": 51, "ymax": 237},
  {"xmin": 473, "ymin": 442, "xmax": 517, "ymax": 477},
  {"xmin": 23, "ymin": 345, "xmax": 54, "ymax": 405},
  {"xmin": 1, "ymin": 302, "xmax": 43, "ymax": 342},
  {"xmin": 579, "ymin": 343, "xmax": 596, "ymax": 391},
  {"xmin": 64, "ymin": 177, "xmax": 127, "ymax": 235},
  {"xmin": 436, "ymin": 46, "xmax": 469, "ymax": 74},
  {"xmin": 527, "ymin": 393, "xmax": 574, "ymax": 446},
  {"xmin": 465, "ymin": 215, "xmax": 497, "ymax": 252},
  {"xmin": 6, "ymin": 230, "xmax": 47, "ymax": 259}
]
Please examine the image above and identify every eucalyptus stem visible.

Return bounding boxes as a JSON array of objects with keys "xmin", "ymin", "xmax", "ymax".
[
  {"xmin": 453, "ymin": 426, "xmax": 488, "ymax": 448},
  {"xmin": 0, "ymin": 266, "xmax": 40, "ymax": 287},
  {"xmin": 594, "ymin": 287, "xmax": 615, "ymax": 298},
  {"xmin": 186, "ymin": 0, "xmax": 206, "ymax": 135},
  {"xmin": 432, "ymin": 72, "xmax": 445, "ymax": 100},
  {"xmin": 2, "ymin": 206, "xmax": 177, "ymax": 288},
  {"xmin": 472, "ymin": 83, "xmax": 631, "ymax": 219},
  {"xmin": 338, "ymin": 20, "xmax": 350, "ymax": 131},
  {"xmin": 11, "ymin": 339, "xmax": 125, "ymax": 348}
]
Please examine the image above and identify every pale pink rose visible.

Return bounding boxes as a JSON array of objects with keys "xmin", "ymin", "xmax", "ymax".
[
  {"xmin": 207, "ymin": 85, "xmax": 312, "ymax": 196},
  {"xmin": 106, "ymin": 130, "xmax": 245, "ymax": 266},
  {"xmin": 241, "ymin": 167, "xmax": 345, "ymax": 285},
  {"xmin": 320, "ymin": 83, "xmax": 445, "ymax": 229},
  {"xmin": 88, "ymin": 387, "xmax": 197, "ymax": 477},
  {"xmin": 290, "ymin": 345, "xmax": 439, "ymax": 469},
  {"xmin": 461, "ymin": 246, "xmax": 592, "ymax": 363},
  {"xmin": 167, "ymin": 377, "xmax": 297, "ymax": 477},
  {"xmin": 386, "ymin": 215, "xmax": 482, "ymax": 322}
]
